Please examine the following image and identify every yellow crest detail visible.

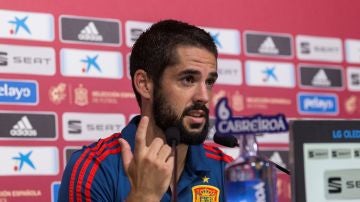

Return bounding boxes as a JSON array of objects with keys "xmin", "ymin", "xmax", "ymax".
[{"xmin": 192, "ymin": 185, "xmax": 220, "ymax": 202}]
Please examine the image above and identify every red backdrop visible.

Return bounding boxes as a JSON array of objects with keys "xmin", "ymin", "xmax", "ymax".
[{"xmin": 0, "ymin": 0, "xmax": 360, "ymax": 201}]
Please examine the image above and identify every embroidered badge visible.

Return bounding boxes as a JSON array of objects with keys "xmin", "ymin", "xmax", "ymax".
[{"xmin": 192, "ymin": 185, "xmax": 220, "ymax": 202}]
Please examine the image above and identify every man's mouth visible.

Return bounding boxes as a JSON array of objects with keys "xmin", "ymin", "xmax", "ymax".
[
  {"xmin": 185, "ymin": 110, "xmax": 206, "ymax": 124},
  {"xmin": 187, "ymin": 110, "xmax": 205, "ymax": 117}
]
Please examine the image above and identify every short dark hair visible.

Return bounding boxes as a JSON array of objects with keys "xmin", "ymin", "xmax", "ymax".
[{"xmin": 130, "ymin": 19, "xmax": 218, "ymax": 106}]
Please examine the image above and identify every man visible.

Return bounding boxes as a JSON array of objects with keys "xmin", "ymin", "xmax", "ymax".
[{"xmin": 59, "ymin": 19, "xmax": 232, "ymax": 202}]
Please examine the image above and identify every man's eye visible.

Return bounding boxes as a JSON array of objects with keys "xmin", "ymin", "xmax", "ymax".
[
  {"xmin": 182, "ymin": 76, "xmax": 195, "ymax": 85},
  {"xmin": 206, "ymin": 79, "xmax": 216, "ymax": 88}
]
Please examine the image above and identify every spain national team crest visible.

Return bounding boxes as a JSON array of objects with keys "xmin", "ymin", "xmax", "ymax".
[{"xmin": 192, "ymin": 185, "xmax": 220, "ymax": 202}]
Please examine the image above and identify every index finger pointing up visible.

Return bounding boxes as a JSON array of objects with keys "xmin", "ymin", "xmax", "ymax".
[{"xmin": 135, "ymin": 116, "xmax": 149, "ymax": 155}]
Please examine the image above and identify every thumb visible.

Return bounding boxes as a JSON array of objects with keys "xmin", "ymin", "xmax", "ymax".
[{"xmin": 119, "ymin": 138, "xmax": 133, "ymax": 173}]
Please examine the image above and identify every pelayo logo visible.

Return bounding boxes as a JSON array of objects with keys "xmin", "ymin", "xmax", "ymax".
[
  {"xmin": 0, "ymin": 80, "xmax": 38, "ymax": 105},
  {"xmin": 215, "ymin": 97, "xmax": 288, "ymax": 136}
]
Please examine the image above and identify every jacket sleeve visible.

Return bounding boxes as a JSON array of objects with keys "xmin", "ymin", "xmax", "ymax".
[{"xmin": 58, "ymin": 148, "xmax": 119, "ymax": 202}]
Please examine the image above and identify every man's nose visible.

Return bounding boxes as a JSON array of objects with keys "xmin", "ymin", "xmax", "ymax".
[{"xmin": 194, "ymin": 83, "xmax": 210, "ymax": 104}]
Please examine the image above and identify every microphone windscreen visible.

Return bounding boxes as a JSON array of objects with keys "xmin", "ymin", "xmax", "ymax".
[
  {"xmin": 165, "ymin": 127, "xmax": 180, "ymax": 146},
  {"xmin": 213, "ymin": 133, "xmax": 239, "ymax": 148}
]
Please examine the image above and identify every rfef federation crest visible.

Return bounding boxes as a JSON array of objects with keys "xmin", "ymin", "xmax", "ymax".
[{"xmin": 192, "ymin": 185, "xmax": 220, "ymax": 202}]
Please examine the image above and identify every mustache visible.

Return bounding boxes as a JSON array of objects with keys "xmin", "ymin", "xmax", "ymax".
[{"xmin": 183, "ymin": 103, "xmax": 209, "ymax": 116}]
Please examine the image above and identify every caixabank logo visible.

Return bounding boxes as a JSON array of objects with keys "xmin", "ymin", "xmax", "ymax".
[
  {"xmin": 0, "ymin": 112, "xmax": 57, "ymax": 140},
  {"xmin": 245, "ymin": 60, "xmax": 295, "ymax": 88},
  {"xmin": 0, "ymin": 146, "xmax": 59, "ymax": 176},
  {"xmin": 202, "ymin": 26, "xmax": 241, "ymax": 55},
  {"xmin": 0, "ymin": 79, "xmax": 38, "ymax": 105},
  {"xmin": 60, "ymin": 48, "xmax": 123, "ymax": 79},
  {"xmin": 0, "ymin": 9, "xmax": 54, "ymax": 41},
  {"xmin": 297, "ymin": 92, "xmax": 338, "ymax": 115}
]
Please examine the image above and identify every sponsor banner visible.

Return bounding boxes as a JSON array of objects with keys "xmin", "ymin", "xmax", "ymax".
[
  {"xmin": 60, "ymin": 48, "xmax": 123, "ymax": 79},
  {"xmin": 60, "ymin": 15, "xmax": 121, "ymax": 46},
  {"xmin": 245, "ymin": 60, "xmax": 295, "ymax": 88},
  {"xmin": 211, "ymin": 90, "xmax": 292, "ymax": 112},
  {"xmin": 215, "ymin": 97, "xmax": 288, "ymax": 136},
  {"xmin": 259, "ymin": 149, "xmax": 289, "ymax": 169},
  {"xmin": 0, "ymin": 79, "xmax": 38, "ymax": 105},
  {"xmin": 48, "ymin": 82, "xmax": 135, "ymax": 106},
  {"xmin": 64, "ymin": 147, "xmax": 81, "ymax": 166},
  {"xmin": 0, "ymin": 188, "xmax": 43, "ymax": 201},
  {"xmin": 331, "ymin": 148, "xmax": 351, "ymax": 159},
  {"xmin": 307, "ymin": 149, "xmax": 329, "ymax": 159},
  {"xmin": 126, "ymin": 53, "xmax": 131, "ymax": 79},
  {"xmin": 62, "ymin": 112, "xmax": 125, "ymax": 141},
  {"xmin": 218, "ymin": 147, "xmax": 238, "ymax": 159},
  {"xmin": 0, "ymin": 111, "xmax": 57, "ymax": 140},
  {"xmin": 0, "ymin": 9, "xmax": 54, "ymax": 41},
  {"xmin": 217, "ymin": 59, "xmax": 242, "ymax": 85},
  {"xmin": 347, "ymin": 67, "xmax": 360, "ymax": 91},
  {"xmin": 0, "ymin": 146, "xmax": 59, "ymax": 176},
  {"xmin": 211, "ymin": 90, "xmax": 245, "ymax": 112},
  {"xmin": 345, "ymin": 39, "xmax": 360, "ymax": 64},
  {"xmin": 299, "ymin": 64, "xmax": 343, "ymax": 89},
  {"xmin": 297, "ymin": 92, "xmax": 339, "ymax": 115},
  {"xmin": 202, "ymin": 27, "xmax": 241, "ymax": 55},
  {"xmin": 256, "ymin": 132, "xmax": 289, "ymax": 144},
  {"xmin": 296, "ymin": 35, "xmax": 343, "ymax": 62},
  {"xmin": 325, "ymin": 169, "xmax": 360, "ymax": 199},
  {"xmin": 125, "ymin": 20, "xmax": 152, "ymax": 47},
  {"xmin": 245, "ymin": 96, "xmax": 292, "ymax": 111},
  {"xmin": 244, "ymin": 31, "xmax": 293, "ymax": 58},
  {"xmin": 344, "ymin": 95, "xmax": 360, "ymax": 115},
  {"xmin": 125, "ymin": 21, "xmax": 241, "ymax": 55},
  {"xmin": 0, "ymin": 44, "xmax": 55, "ymax": 75},
  {"xmin": 51, "ymin": 182, "xmax": 60, "ymax": 202}
]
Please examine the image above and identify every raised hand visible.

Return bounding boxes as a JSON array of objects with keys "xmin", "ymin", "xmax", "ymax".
[{"xmin": 119, "ymin": 116, "xmax": 174, "ymax": 202}]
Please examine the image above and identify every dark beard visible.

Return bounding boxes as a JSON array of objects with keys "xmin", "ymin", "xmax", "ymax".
[{"xmin": 153, "ymin": 88, "xmax": 209, "ymax": 145}]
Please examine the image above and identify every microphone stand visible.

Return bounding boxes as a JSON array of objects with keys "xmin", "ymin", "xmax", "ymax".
[
  {"xmin": 213, "ymin": 133, "xmax": 290, "ymax": 175},
  {"xmin": 172, "ymin": 140, "xmax": 177, "ymax": 202},
  {"xmin": 165, "ymin": 127, "xmax": 180, "ymax": 202}
]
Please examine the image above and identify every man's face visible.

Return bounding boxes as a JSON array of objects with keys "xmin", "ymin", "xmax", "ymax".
[{"xmin": 152, "ymin": 46, "xmax": 217, "ymax": 145}]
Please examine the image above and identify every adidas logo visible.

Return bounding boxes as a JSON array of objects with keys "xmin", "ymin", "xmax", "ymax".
[
  {"xmin": 78, "ymin": 22, "xmax": 103, "ymax": 42},
  {"xmin": 10, "ymin": 116, "xmax": 37, "ymax": 136},
  {"xmin": 258, "ymin": 36, "xmax": 279, "ymax": 55},
  {"xmin": 312, "ymin": 69, "xmax": 331, "ymax": 86}
]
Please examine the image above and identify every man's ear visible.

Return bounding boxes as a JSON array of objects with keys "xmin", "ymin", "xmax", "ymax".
[{"xmin": 133, "ymin": 69, "xmax": 153, "ymax": 100}]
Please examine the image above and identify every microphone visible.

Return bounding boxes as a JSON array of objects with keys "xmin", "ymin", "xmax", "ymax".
[
  {"xmin": 166, "ymin": 127, "xmax": 180, "ymax": 146},
  {"xmin": 213, "ymin": 133, "xmax": 239, "ymax": 148},
  {"xmin": 165, "ymin": 127, "xmax": 180, "ymax": 202},
  {"xmin": 213, "ymin": 133, "xmax": 290, "ymax": 175}
]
